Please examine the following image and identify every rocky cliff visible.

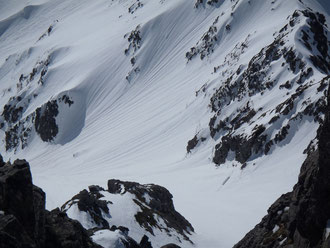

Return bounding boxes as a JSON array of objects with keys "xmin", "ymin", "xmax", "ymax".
[
  {"xmin": 234, "ymin": 85, "xmax": 330, "ymax": 247},
  {"xmin": 0, "ymin": 158, "xmax": 191, "ymax": 248},
  {"xmin": 0, "ymin": 159, "xmax": 101, "ymax": 248}
]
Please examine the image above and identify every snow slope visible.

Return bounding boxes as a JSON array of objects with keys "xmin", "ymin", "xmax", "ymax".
[{"xmin": 0, "ymin": 0, "xmax": 329, "ymax": 247}]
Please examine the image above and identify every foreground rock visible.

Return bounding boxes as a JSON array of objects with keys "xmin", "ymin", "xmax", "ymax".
[
  {"xmin": 234, "ymin": 88, "xmax": 330, "ymax": 248},
  {"xmin": 0, "ymin": 159, "xmax": 101, "ymax": 248},
  {"xmin": 0, "ymin": 157, "xmax": 190, "ymax": 248},
  {"xmin": 62, "ymin": 180, "xmax": 194, "ymax": 248}
]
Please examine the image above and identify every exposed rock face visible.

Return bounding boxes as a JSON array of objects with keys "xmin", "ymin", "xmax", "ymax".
[
  {"xmin": 62, "ymin": 179, "xmax": 194, "ymax": 247},
  {"xmin": 186, "ymin": 16, "xmax": 220, "ymax": 61},
  {"xmin": 0, "ymin": 214, "xmax": 36, "ymax": 248},
  {"xmin": 124, "ymin": 25, "xmax": 142, "ymax": 82},
  {"xmin": 0, "ymin": 159, "xmax": 101, "ymax": 248},
  {"xmin": 107, "ymin": 179, "xmax": 194, "ymax": 241},
  {"xmin": 187, "ymin": 134, "xmax": 206, "ymax": 153},
  {"xmin": 139, "ymin": 235, "xmax": 153, "ymax": 248},
  {"xmin": 188, "ymin": 8, "xmax": 329, "ymax": 168},
  {"xmin": 128, "ymin": 0, "xmax": 144, "ymax": 14},
  {"xmin": 62, "ymin": 187, "xmax": 111, "ymax": 229},
  {"xmin": 194, "ymin": 0, "xmax": 221, "ymax": 8},
  {"xmin": 0, "ymin": 161, "xmax": 189, "ymax": 248},
  {"xmin": 0, "ymin": 159, "xmax": 45, "ymax": 247},
  {"xmin": 44, "ymin": 209, "xmax": 100, "ymax": 248},
  {"xmin": 233, "ymin": 86, "xmax": 330, "ymax": 248},
  {"xmin": 34, "ymin": 100, "xmax": 59, "ymax": 142},
  {"xmin": 1, "ymin": 93, "xmax": 75, "ymax": 151}
]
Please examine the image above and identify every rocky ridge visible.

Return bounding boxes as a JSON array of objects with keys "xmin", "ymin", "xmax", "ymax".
[
  {"xmin": 0, "ymin": 157, "xmax": 191, "ymax": 248},
  {"xmin": 234, "ymin": 84, "xmax": 330, "ymax": 248},
  {"xmin": 187, "ymin": 5, "xmax": 330, "ymax": 168},
  {"xmin": 61, "ymin": 179, "xmax": 194, "ymax": 247},
  {"xmin": 0, "ymin": 158, "xmax": 100, "ymax": 248}
]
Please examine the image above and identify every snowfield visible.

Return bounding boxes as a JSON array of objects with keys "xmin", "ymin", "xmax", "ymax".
[{"xmin": 0, "ymin": 0, "xmax": 329, "ymax": 247}]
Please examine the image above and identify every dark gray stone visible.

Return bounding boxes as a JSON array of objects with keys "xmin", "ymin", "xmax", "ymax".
[
  {"xmin": 233, "ymin": 85, "xmax": 330, "ymax": 248},
  {"xmin": 0, "ymin": 157, "xmax": 101, "ymax": 248}
]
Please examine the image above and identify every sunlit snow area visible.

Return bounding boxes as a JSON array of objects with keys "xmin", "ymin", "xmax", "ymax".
[{"xmin": 0, "ymin": 0, "xmax": 329, "ymax": 247}]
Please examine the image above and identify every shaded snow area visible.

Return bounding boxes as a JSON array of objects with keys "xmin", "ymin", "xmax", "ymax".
[{"xmin": 0, "ymin": 0, "xmax": 329, "ymax": 247}]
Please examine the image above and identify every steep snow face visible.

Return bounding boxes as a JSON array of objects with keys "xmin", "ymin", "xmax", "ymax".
[{"xmin": 0, "ymin": 0, "xmax": 329, "ymax": 247}]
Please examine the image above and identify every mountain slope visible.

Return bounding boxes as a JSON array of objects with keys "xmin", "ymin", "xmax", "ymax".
[
  {"xmin": 234, "ymin": 86, "xmax": 330, "ymax": 248},
  {"xmin": 0, "ymin": 0, "xmax": 329, "ymax": 247}
]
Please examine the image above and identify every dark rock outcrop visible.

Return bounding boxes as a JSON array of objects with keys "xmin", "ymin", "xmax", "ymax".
[
  {"xmin": 0, "ymin": 159, "xmax": 101, "ymax": 248},
  {"xmin": 186, "ymin": 16, "xmax": 220, "ymax": 61},
  {"xmin": 1, "ymin": 87, "xmax": 74, "ymax": 151},
  {"xmin": 35, "ymin": 100, "xmax": 59, "ymax": 142},
  {"xmin": 62, "ymin": 179, "xmax": 194, "ymax": 245},
  {"xmin": 0, "ymin": 214, "xmax": 36, "ymax": 248},
  {"xmin": 187, "ymin": 134, "xmax": 206, "ymax": 153},
  {"xmin": 213, "ymin": 124, "xmax": 266, "ymax": 165},
  {"xmin": 0, "ymin": 155, "xmax": 4, "ymax": 167},
  {"xmin": 139, "ymin": 235, "xmax": 152, "ymax": 248},
  {"xmin": 188, "ymin": 8, "xmax": 329, "ymax": 167},
  {"xmin": 121, "ymin": 236, "xmax": 141, "ymax": 248},
  {"xmin": 128, "ymin": 0, "xmax": 143, "ymax": 14},
  {"xmin": 0, "ymin": 159, "xmax": 45, "ymax": 246},
  {"xmin": 61, "ymin": 188, "xmax": 111, "ymax": 229},
  {"xmin": 234, "ymin": 85, "xmax": 330, "ymax": 248},
  {"xmin": 61, "ymin": 179, "xmax": 194, "ymax": 248},
  {"xmin": 44, "ymin": 209, "xmax": 100, "ymax": 248},
  {"xmin": 107, "ymin": 179, "xmax": 194, "ymax": 241}
]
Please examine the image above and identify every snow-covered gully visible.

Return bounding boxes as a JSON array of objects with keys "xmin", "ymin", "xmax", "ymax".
[{"xmin": 0, "ymin": 0, "xmax": 329, "ymax": 247}]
